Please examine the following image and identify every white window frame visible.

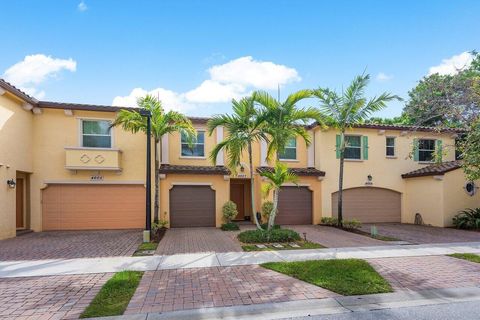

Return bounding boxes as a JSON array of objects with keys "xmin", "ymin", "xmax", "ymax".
[
  {"xmin": 180, "ymin": 130, "xmax": 206, "ymax": 158},
  {"xmin": 418, "ymin": 138, "xmax": 436, "ymax": 163},
  {"xmin": 279, "ymin": 138, "xmax": 297, "ymax": 161},
  {"xmin": 386, "ymin": 136, "xmax": 396, "ymax": 158},
  {"xmin": 344, "ymin": 134, "xmax": 362, "ymax": 160},
  {"xmin": 78, "ymin": 118, "xmax": 114, "ymax": 149}
]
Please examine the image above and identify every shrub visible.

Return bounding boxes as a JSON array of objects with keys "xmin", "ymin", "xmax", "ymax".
[
  {"xmin": 320, "ymin": 217, "xmax": 338, "ymax": 226},
  {"xmin": 260, "ymin": 223, "xmax": 281, "ymax": 230},
  {"xmin": 237, "ymin": 228, "xmax": 301, "ymax": 243},
  {"xmin": 261, "ymin": 201, "xmax": 275, "ymax": 221},
  {"xmin": 222, "ymin": 201, "xmax": 238, "ymax": 223},
  {"xmin": 342, "ymin": 219, "xmax": 362, "ymax": 230},
  {"xmin": 221, "ymin": 222, "xmax": 240, "ymax": 231},
  {"xmin": 453, "ymin": 208, "xmax": 480, "ymax": 229}
]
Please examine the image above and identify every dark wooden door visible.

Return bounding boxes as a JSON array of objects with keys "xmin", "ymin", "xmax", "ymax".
[
  {"xmin": 16, "ymin": 178, "xmax": 24, "ymax": 228},
  {"xmin": 170, "ymin": 185, "xmax": 215, "ymax": 227},
  {"xmin": 230, "ymin": 183, "xmax": 245, "ymax": 220},
  {"xmin": 277, "ymin": 186, "xmax": 312, "ymax": 225}
]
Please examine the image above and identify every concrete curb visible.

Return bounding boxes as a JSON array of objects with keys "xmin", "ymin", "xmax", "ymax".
[
  {"xmin": 1, "ymin": 241, "xmax": 480, "ymax": 278},
  {"xmin": 85, "ymin": 286, "xmax": 480, "ymax": 320}
]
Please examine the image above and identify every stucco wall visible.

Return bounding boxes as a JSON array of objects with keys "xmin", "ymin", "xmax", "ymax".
[
  {"xmin": 404, "ymin": 176, "xmax": 444, "ymax": 226},
  {"xmin": 30, "ymin": 108, "xmax": 152, "ymax": 232},
  {"xmin": 442, "ymin": 170, "xmax": 480, "ymax": 227},
  {"xmin": 0, "ymin": 94, "xmax": 33, "ymax": 239},
  {"xmin": 315, "ymin": 127, "xmax": 456, "ymax": 221}
]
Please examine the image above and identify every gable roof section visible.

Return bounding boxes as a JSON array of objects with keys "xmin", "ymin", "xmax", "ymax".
[
  {"xmin": 256, "ymin": 166, "xmax": 325, "ymax": 177},
  {"xmin": 401, "ymin": 160, "xmax": 462, "ymax": 179}
]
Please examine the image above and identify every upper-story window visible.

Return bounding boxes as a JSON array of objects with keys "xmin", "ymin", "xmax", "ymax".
[
  {"xmin": 181, "ymin": 131, "xmax": 205, "ymax": 157},
  {"xmin": 278, "ymin": 138, "xmax": 297, "ymax": 160},
  {"xmin": 344, "ymin": 135, "xmax": 362, "ymax": 160},
  {"xmin": 386, "ymin": 137, "xmax": 395, "ymax": 157},
  {"xmin": 418, "ymin": 139, "xmax": 436, "ymax": 162},
  {"xmin": 81, "ymin": 120, "xmax": 112, "ymax": 148}
]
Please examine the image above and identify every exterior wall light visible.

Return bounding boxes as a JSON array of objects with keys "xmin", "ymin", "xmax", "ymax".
[
  {"xmin": 7, "ymin": 179, "xmax": 16, "ymax": 188},
  {"xmin": 365, "ymin": 174, "xmax": 373, "ymax": 185}
]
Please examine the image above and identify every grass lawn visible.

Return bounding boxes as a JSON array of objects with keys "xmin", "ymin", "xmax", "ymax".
[
  {"xmin": 262, "ymin": 259, "xmax": 393, "ymax": 296},
  {"xmin": 448, "ymin": 253, "xmax": 480, "ymax": 263},
  {"xmin": 242, "ymin": 241, "xmax": 324, "ymax": 252},
  {"xmin": 132, "ymin": 242, "xmax": 158, "ymax": 256},
  {"xmin": 80, "ymin": 271, "xmax": 143, "ymax": 318}
]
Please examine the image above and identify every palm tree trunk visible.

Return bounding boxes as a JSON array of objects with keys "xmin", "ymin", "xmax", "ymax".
[
  {"xmin": 268, "ymin": 189, "xmax": 279, "ymax": 230},
  {"xmin": 248, "ymin": 142, "xmax": 261, "ymax": 229},
  {"xmin": 337, "ymin": 131, "xmax": 345, "ymax": 227},
  {"xmin": 154, "ymin": 138, "xmax": 160, "ymax": 223}
]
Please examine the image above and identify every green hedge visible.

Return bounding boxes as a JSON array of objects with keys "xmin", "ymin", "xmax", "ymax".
[
  {"xmin": 238, "ymin": 228, "xmax": 300, "ymax": 243},
  {"xmin": 221, "ymin": 222, "xmax": 240, "ymax": 231}
]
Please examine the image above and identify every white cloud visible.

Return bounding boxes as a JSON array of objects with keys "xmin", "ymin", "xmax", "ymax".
[
  {"xmin": 428, "ymin": 51, "xmax": 474, "ymax": 76},
  {"xmin": 2, "ymin": 54, "xmax": 77, "ymax": 99},
  {"xmin": 113, "ymin": 56, "xmax": 301, "ymax": 112},
  {"xmin": 112, "ymin": 87, "xmax": 195, "ymax": 113},
  {"xmin": 376, "ymin": 72, "xmax": 393, "ymax": 82},
  {"xmin": 209, "ymin": 56, "xmax": 300, "ymax": 90},
  {"xmin": 78, "ymin": 1, "xmax": 88, "ymax": 11}
]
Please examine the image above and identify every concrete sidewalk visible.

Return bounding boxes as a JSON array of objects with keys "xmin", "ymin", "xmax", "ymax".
[
  {"xmin": 1, "ymin": 241, "xmax": 480, "ymax": 278},
  {"xmin": 87, "ymin": 286, "xmax": 480, "ymax": 320}
]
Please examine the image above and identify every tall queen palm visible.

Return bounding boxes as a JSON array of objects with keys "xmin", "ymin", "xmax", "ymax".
[
  {"xmin": 208, "ymin": 97, "xmax": 268, "ymax": 229},
  {"xmin": 113, "ymin": 95, "xmax": 195, "ymax": 223},
  {"xmin": 313, "ymin": 74, "xmax": 400, "ymax": 226}
]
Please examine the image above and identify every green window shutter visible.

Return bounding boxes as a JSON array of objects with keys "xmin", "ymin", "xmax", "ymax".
[
  {"xmin": 436, "ymin": 140, "xmax": 443, "ymax": 162},
  {"xmin": 362, "ymin": 136, "xmax": 369, "ymax": 160},
  {"xmin": 335, "ymin": 134, "xmax": 341, "ymax": 159},
  {"xmin": 413, "ymin": 138, "xmax": 419, "ymax": 161}
]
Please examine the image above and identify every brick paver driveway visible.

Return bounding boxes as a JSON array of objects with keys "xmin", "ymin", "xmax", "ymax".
[
  {"xmin": 0, "ymin": 273, "xmax": 111, "ymax": 319},
  {"xmin": 155, "ymin": 227, "xmax": 242, "ymax": 255},
  {"xmin": 125, "ymin": 265, "xmax": 337, "ymax": 314},
  {"xmin": 289, "ymin": 225, "xmax": 387, "ymax": 248},
  {"xmin": 369, "ymin": 255, "xmax": 480, "ymax": 291},
  {"xmin": 361, "ymin": 223, "xmax": 480, "ymax": 244},
  {"xmin": 0, "ymin": 230, "xmax": 142, "ymax": 261}
]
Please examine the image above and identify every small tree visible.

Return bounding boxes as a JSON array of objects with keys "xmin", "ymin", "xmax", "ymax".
[
  {"xmin": 222, "ymin": 201, "xmax": 238, "ymax": 223},
  {"xmin": 261, "ymin": 201, "xmax": 275, "ymax": 223},
  {"xmin": 259, "ymin": 162, "xmax": 298, "ymax": 230},
  {"xmin": 460, "ymin": 119, "xmax": 480, "ymax": 181}
]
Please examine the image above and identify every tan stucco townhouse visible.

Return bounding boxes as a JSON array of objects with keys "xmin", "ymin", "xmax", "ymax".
[{"xmin": 1, "ymin": 79, "xmax": 478, "ymax": 240}]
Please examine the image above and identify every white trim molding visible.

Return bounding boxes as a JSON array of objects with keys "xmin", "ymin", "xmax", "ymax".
[
  {"xmin": 216, "ymin": 126, "xmax": 224, "ymax": 166},
  {"xmin": 64, "ymin": 109, "xmax": 74, "ymax": 116},
  {"xmin": 0, "ymin": 87, "xmax": 5, "ymax": 95},
  {"xmin": 32, "ymin": 107, "xmax": 42, "ymax": 115},
  {"xmin": 22, "ymin": 103, "xmax": 33, "ymax": 111},
  {"xmin": 171, "ymin": 182, "xmax": 213, "ymax": 186},
  {"xmin": 433, "ymin": 175, "xmax": 444, "ymax": 181},
  {"xmin": 260, "ymin": 139, "xmax": 268, "ymax": 166},
  {"xmin": 43, "ymin": 180, "xmax": 144, "ymax": 185},
  {"xmin": 161, "ymin": 134, "xmax": 169, "ymax": 164}
]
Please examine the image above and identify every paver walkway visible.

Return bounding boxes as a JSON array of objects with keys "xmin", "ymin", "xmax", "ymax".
[
  {"xmin": 361, "ymin": 223, "xmax": 480, "ymax": 244},
  {"xmin": 368, "ymin": 255, "xmax": 480, "ymax": 291},
  {"xmin": 155, "ymin": 228, "xmax": 242, "ymax": 254},
  {"xmin": 0, "ymin": 273, "xmax": 111, "ymax": 320},
  {"xmin": 289, "ymin": 225, "xmax": 386, "ymax": 248},
  {"xmin": 0, "ymin": 230, "xmax": 142, "ymax": 261},
  {"xmin": 125, "ymin": 265, "xmax": 337, "ymax": 314}
]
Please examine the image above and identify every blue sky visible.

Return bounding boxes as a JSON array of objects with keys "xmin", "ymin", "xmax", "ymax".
[{"xmin": 0, "ymin": 0, "xmax": 478, "ymax": 117}]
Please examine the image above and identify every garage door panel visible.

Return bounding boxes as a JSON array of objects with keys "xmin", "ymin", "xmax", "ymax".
[
  {"xmin": 332, "ymin": 187, "xmax": 400, "ymax": 223},
  {"xmin": 42, "ymin": 184, "xmax": 145, "ymax": 230},
  {"xmin": 170, "ymin": 185, "xmax": 215, "ymax": 227},
  {"xmin": 277, "ymin": 186, "xmax": 312, "ymax": 225}
]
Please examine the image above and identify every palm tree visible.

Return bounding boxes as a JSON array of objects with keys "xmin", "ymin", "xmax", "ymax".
[
  {"xmin": 312, "ymin": 74, "xmax": 401, "ymax": 226},
  {"xmin": 259, "ymin": 162, "xmax": 298, "ymax": 230},
  {"xmin": 112, "ymin": 95, "xmax": 195, "ymax": 223},
  {"xmin": 207, "ymin": 96, "xmax": 268, "ymax": 229},
  {"xmin": 251, "ymin": 90, "xmax": 323, "ymax": 159}
]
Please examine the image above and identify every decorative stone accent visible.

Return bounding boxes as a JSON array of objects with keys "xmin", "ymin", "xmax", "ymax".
[
  {"xmin": 80, "ymin": 154, "xmax": 91, "ymax": 163},
  {"xmin": 94, "ymin": 155, "xmax": 105, "ymax": 164}
]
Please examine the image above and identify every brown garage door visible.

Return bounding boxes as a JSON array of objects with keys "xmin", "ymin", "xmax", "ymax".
[
  {"xmin": 170, "ymin": 185, "xmax": 215, "ymax": 227},
  {"xmin": 42, "ymin": 184, "xmax": 145, "ymax": 230},
  {"xmin": 277, "ymin": 186, "xmax": 312, "ymax": 225},
  {"xmin": 332, "ymin": 187, "xmax": 401, "ymax": 223}
]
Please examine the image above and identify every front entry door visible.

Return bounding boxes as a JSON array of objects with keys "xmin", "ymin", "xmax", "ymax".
[
  {"xmin": 16, "ymin": 178, "xmax": 24, "ymax": 228},
  {"xmin": 230, "ymin": 183, "xmax": 245, "ymax": 220}
]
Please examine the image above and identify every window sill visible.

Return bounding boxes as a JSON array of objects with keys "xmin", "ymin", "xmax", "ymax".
[
  {"xmin": 279, "ymin": 159, "xmax": 299, "ymax": 162},
  {"xmin": 344, "ymin": 159, "xmax": 364, "ymax": 162},
  {"xmin": 179, "ymin": 156, "xmax": 207, "ymax": 160},
  {"xmin": 418, "ymin": 161, "xmax": 434, "ymax": 165},
  {"xmin": 386, "ymin": 156, "xmax": 397, "ymax": 159},
  {"xmin": 65, "ymin": 146, "xmax": 120, "ymax": 151}
]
